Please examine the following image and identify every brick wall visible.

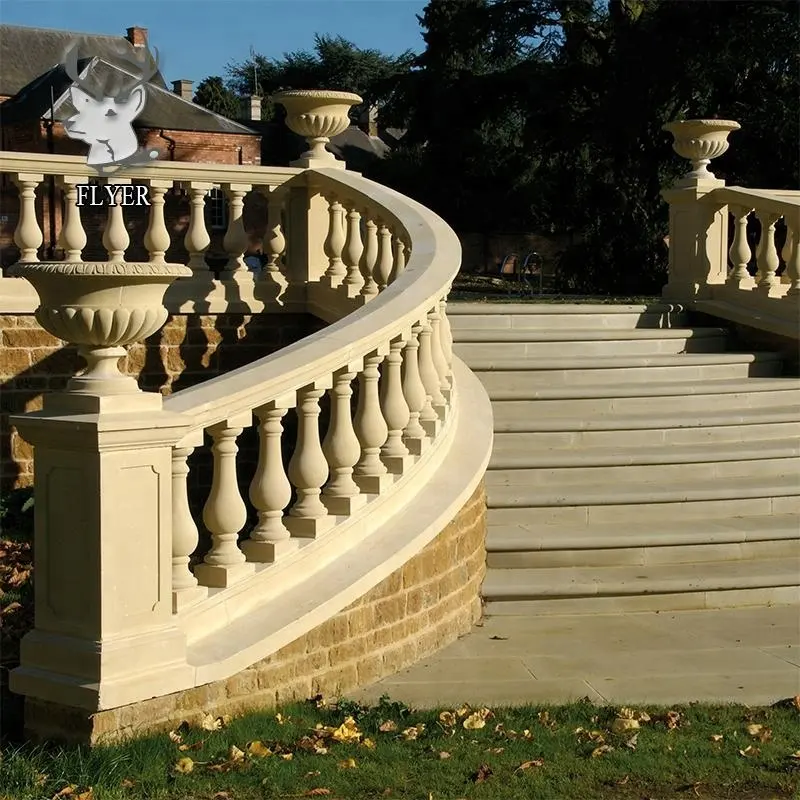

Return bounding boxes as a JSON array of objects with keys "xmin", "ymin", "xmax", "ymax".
[
  {"xmin": 0, "ymin": 311, "xmax": 321, "ymax": 492},
  {"xmin": 24, "ymin": 482, "xmax": 488, "ymax": 744}
]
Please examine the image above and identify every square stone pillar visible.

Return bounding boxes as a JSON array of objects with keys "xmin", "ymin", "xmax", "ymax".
[
  {"xmin": 661, "ymin": 177, "xmax": 729, "ymax": 302},
  {"xmin": 9, "ymin": 396, "xmax": 195, "ymax": 714},
  {"xmin": 283, "ymin": 177, "xmax": 332, "ymax": 291}
]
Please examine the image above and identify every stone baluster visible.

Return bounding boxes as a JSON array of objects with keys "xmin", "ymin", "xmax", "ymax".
[
  {"xmin": 390, "ymin": 237, "xmax": 406, "ymax": 283},
  {"xmin": 359, "ymin": 215, "xmax": 380, "ymax": 299},
  {"xmin": 380, "ymin": 335, "xmax": 413, "ymax": 474},
  {"xmin": 755, "ymin": 210, "xmax": 780, "ymax": 292},
  {"xmin": 184, "ymin": 181, "xmax": 213, "ymax": 272},
  {"xmin": 727, "ymin": 206, "xmax": 754, "ymax": 288},
  {"xmin": 375, "ymin": 222, "xmax": 394, "ymax": 291},
  {"xmin": 342, "ymin": 206, "xmax": 364, "ymax": 296},
  {"xmin": 784, "ymin": 215, "xmax": 800, "ymax": 297},
  {"xmin": 263, "ymin": 188, "xmax": 286, "ymax": 274},
  {"xmin": 102, "ymin": 178, "xmax": 131, "ymax": 262},
  {"xmin": 322, "ymin": 364, "xmax": 367, "ymax": 515},
  {"xmin": 242, "ymin": 399, "xmax": 299, "ymax": 562},
  {"xmin": 781, "ymin": 222, "xmax": 794, "ymax": 285},
  {"xmin": 12, "ymin": 173, "xmax": 43, "ymax": 262},
  {"xmin": 221, "ymin": 183, "xmax": 252, "ymax": 275},
  {"xmin": 439, "ymin": 293, "xmax": 455, "ymax": 380},
  {"xmin": 171, "ymin": 434, "xmax": 208, "ymax": 611},
  {"xmin": 417, "ymin": 317, "xmax": 446, "ymax": 427},
  {"xmin": 354, "ymin": 350, "xmax": 391, "ymax": 494},
  {"xmin": 287, "ymin": 381, "xmax": 335, "ymax": 537},
  {"xmin": 322, "ymin": 196, "xmax": 347, "ymax": 288},
  {"xmin": 428, "ymin": 304, "xmax": 451, "ymax": 398},
  {"xmin": 143, "ymin": 179, "xmax": 173, "ymax": 264},
  {"xmin": 401, "ymin": 326, "xmax": 429, "ymax": 455},
  {"xmin": 56, "ymin": 176, "xmax": 87, "ymax": 262},
  {"xmin": 194, "ymin": 417, "xmax": 254, "ymax": 588}
]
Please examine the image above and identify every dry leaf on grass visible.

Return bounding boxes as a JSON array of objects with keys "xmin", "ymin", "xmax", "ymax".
[
  {"xmin": 173, "ymin": 757, "xmax": 194, "ymax": 774},
  {"xmin": 337, "ymin": 758, "xmax": 357, "ymax": 769},
  {"xmin": 402, "ymin": 723, "xmax": 425, "ymax": 740},
  {"xmin": 666, "ymin": 710, "xmax": 681, "ymax": 730},
  {"xmin": 485, "ymin": 747, "xmax": 504, "ymax": 754},
  {"xmin": 52, "ymin": 787, "xmax": 76, "ymax": 799},
  {"xmin": 746, "ymin": 723, "xmax": 772, "ymax": 743},
  {"xmin": 438, "ymin": 751, "xmax": 451, "ymax": 760},
  {"xmin": 280, "ymin": 753, "xmax": 294, "ymax": 761},
  {"xmin": 710, "ymin": 734, "xmax": 724, "ymax": 742},
  {"xmin": 247, "ymin": 740, "xmax": 273, "ymax": 758},
  {"xmin": 201, "ymin": 713, "xmax": 231, "ymax": 731},
  {"xmin": 379, "ymin": 720, "xmax": 398, "ymax": 733},
  {"xmin": 738, "ymin": 745, "xmax": 761, "ymax": 758},
  {"xmin": 360, "ymin": 737, "xmax": 376, "ymax": 750},
  {"xmin": 591, "ymin": 744, "xmax": 614, "ymax": 758},
  {"xmin": 330, "ymin": 717, "xmax": 362, "ymax": 743},
  {"xmin": 790, "ymin": 751, "xmax": 800, "ymax": 760},
  {"xmin": 625, "ymin": 733, "xmax": 639, "ymax": 751},
  {"xmin": 514, "ymin": 759, "xmax": 544, "ymax": 773},
  {"xmin": 275, "ymin": 713, "xmax": 288, "ymax": 724},
  {"xmin": 302, "ymin": 791, "xmax": 331, "ymax": 797},
  {"xmin": 213, "ymin": 793, "xmax": 233, "ymax": 800},
  {"xmin": 463, "ymin": 712, "xmax": 486, "ymax": 730},
  {"xmin": 611, "ymin": 717, "xmax": 639, "ymax": 734},
  {"xmin": 438, "ymin": 711, "xmax": 457, "ymax": 727},
  {"xmin": 471, "ymin": 763, "xmax": 493, "ymax": 784},
  {"xmin": 120, "ymin": 779, "xmax": 136, "ymax": 789}
]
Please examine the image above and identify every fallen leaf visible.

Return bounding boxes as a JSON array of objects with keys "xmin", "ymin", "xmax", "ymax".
[
  {"xmin": 591, "ymin": 744, "xmax": 614, "ymax": 758},
  {"xmin": 438, "ymin": 711, "xmax": 457, "ymax": 727},
  {"xmin": 305, "ymin": 771, "xmax": 321, "ymax": 777},
  {"xmin": 76, "ymin": 791, "xmax": 93, "ymax": 800},
  {"xmin": 337, "ymin": 758, "xmax": 357, "ymax": 769},
  {"xmin": 625, "ymin": 733, "xmax": 639, "ymax": 751},
  {"xmin": 120, "ymin": 779, "xmax": 136, "ymax": 789},
  {"xmin": 710, "ymin": 734, "xmax": 724, "ymax": 742},
  {"xmin": 402, "ymin": 723, "xmax": 425, "ymax": 740},
  {"xmin": 438, "ymin": 751, "xmax": 451, "ymax": 760},
  {"xmin": 276, "ymin": 713, "xmax": 288, "ymax": 725},
  {"xmin": 618, "ymin": 707, "xmax": 650, "ymax": 723},
  {"xmin": 738, "ymin": 745, "xmax": 761, "ymax": 758},
  {"xmin": 360, "ymin": 737, "xmax": 376, "ymax": 750},
  {"xmin": 330, "ymin": 716, "xmax": 362, "ymax": 743},
  {"xmin": 485, "ymin": 747, "xmax": 504, "ymax": 754},
  {"xmin": 201, "ymin": 713, "xmax": 230, "ymax": 731},
  {"xmin": 746, "ymin": 723, "xmax": 772, "ymax": 743},
  {"xmin": 379, "ymin": 720, "xmax": 398, "ymax": 733},
  {"xmin": 52, "ymin": 787, "xmax": 76, "ymax": 799},
  {"xmin": 790, "ymin": 751, "xmax": 800, "ymax": 760},
  {"xmin": 456, "ymin": 704, "xmax": 471, "ymax": 718},
  {"xmin": 514, "ymin": 759, "xmax": 544, "ymax": 773},
  {"xmin": 666, "ymin": 710, "xmax": 681, "ymax": 730},
  {"xmin": 302, "ymin": 791, "xmax": 331, "ymax": 797},
  {"xmin": 168, "ymin": 729, "xmax": 183, "ymax": 744},
  {"xmin": 746, "ymin": 723, "xmax": 764, "ymax": 736},
  {"xmin": 471, "ymin": 763, "xmax": 493, "ymax": 784},
  {"xmin": 247, "ymin": 740, "xmax": 273, "ymax": 758},
  {"xmin": 228, "ymin": 745, "xmax": 245, "ymax": 762},
  {"xmin": 173, "ymin": 757, "xmax": 194, "ymax": 774},
  {"xmin": 612, "ymin": 717, "xmax": 640, "ymax": 735},
  {"xmin": 463, "ymin": 712, "xmax": 486, "ymax": 730},
  {"xmin": 178, "ymin": 740, "xmax": 204, "ymax": 751},
  {"xmin": 280, "ymin": 753, "xmax": 294, "ymax": 761},
  {"xmin": 213, "ymin": 793, "xmax": 232, "ymax": 800}
]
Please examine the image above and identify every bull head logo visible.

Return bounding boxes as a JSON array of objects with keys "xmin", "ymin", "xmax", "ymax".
[{"xmin": 61, "ymin": 41, "xmax": 161, "ymax": 169}]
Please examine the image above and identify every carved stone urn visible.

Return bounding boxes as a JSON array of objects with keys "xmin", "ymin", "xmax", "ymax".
[
  {"xmin": 12, "ymin": 261, "xmax": 191, "ymax": 396},
  {"xmin": 272, "ymin": 89, "xmax": 363, "ymax": 165},
  {"xmin": 663, "ymin": 119, "xmax": 740, "ymax": 181}
]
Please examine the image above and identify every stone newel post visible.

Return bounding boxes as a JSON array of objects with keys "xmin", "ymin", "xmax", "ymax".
[
  {"xmin": 661, "ymin": 119, "xmax": 740, "ymax": 301},
  {"xmin": 274, "ymin": 90, "xmax": 363, "ymax": 287},
  {"xmin": 9, "ymin": 260, "xmax": 196, "ymax": 719}
]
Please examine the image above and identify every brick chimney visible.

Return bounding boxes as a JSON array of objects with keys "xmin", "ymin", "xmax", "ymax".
[
  {"xmin": 172, "ymin": 79, "xmax": 193, "ymax": 102},
  {"xmin": 239, "ymin": 95, "xmax": 262, "ymax": 122},
  {"xmin": 125, "ymin": 27, "xmax": 148, "ymax": 47}
]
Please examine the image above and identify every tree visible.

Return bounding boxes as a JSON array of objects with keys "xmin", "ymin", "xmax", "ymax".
[{"xmin": 193, "ymin": 76, "xmax": 240, "ymax": 119}]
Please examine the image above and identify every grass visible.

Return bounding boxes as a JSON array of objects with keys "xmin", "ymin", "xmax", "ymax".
[{"xmin": 1, "ymin": 695, "xmax": 799, "ymax": 800}]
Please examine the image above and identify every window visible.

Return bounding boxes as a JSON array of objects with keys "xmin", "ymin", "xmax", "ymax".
[{"xmin": 208, "ymin": 188, "xmax": 228, "ymax": 230}]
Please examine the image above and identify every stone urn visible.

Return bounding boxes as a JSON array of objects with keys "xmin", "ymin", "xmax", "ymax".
[
  {"xmin": 273, "ymin": 89, "xmax": 363, "ymax": 164},
  {"xmin": 12, "ymin": 261, "xmax": 192, "ymax": 396},
  {"xmin": 663, "ymin": 119, "xmax": 740, "ymax": 181}
]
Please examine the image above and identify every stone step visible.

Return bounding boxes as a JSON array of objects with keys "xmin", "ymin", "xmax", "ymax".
[
  {"xmin": 489, "ymin": 438, "xmax": 800, "ymax": 470},
  {"xmin": 447, "ymin": 303, "xmax": 689, "ymax": 331},
  {"xmin": 482, "ymin": 557, "xmax": 800, "ymax": 615},
  {"xmin": 453, "ymin": 328, "xmax": 728, "ymax": 357},
  {"xmin": 470, "ymin": 352, "xmax": 784, "ymax": 391},
  {"xmin": 488, "ymin": 377, "xmax": 800, "ymax": 413},
  {"xmin": 491, "ymin": 413, "xmax": 800, "ymax": 448}
]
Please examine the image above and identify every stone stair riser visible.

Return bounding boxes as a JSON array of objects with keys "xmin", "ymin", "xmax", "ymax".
[
  {"xmin": 448, "ymin": 313, "xmax": 690, "ymax": 331},
  {"xmin": 455, "ymin": 337, "xmax": 727, "ymax": 358}
]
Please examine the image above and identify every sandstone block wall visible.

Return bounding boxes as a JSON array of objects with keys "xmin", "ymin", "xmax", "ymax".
[{"xmin": 24, "ymin": 482, "xmax": 488, "ymax": 744}]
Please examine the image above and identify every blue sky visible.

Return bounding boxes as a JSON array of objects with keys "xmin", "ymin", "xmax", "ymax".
[{"xmin": 0, "ymin": 0, "xmax": 428, "ymax": 86}]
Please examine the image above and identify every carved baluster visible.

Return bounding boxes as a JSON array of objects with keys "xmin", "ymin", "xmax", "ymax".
[
  {"xmin": 785, "ymin": 215, "xmax": 800, "ymax": 296},
  {"xmin": 439, "ymin": 293, "xmax": 454, "ymax": 378},
  {"xmin": 102, "ymin": 178, "xmax": 130, "ymax": 262},
  {"xmin": 287, "ymin": 383, "xmax": 335, "ymax": 537},
  {"xmin": 417, "ymin": 317, "xmax": 446, "ymax": 426},
  {"xmin": 402, "ymin": 327, "xmax": 428, "ymax": 455},
  {"xmin": 143, "ymin": 179, "xmax": 172, "ymax": 264},
  {"xmin": 12, "ymin": 173, "xmax": 43, "ymax": 262},
  {"xmin": 375, "ymin": 222, "xmax": 394, "ymax": 290},
  {"xmin": 57, "ymin": 176, "xmax": 87, "ymax": 262},
  {"xmin": 359, "ymin": 215, "xmax": 379, "ymax": 299},
  {"xmin": 184, "ymin": 181, "xmax": 212, "ymax": 272},
  {"xmin": 781, "ymin": 221, "xmax": 794, "ymax": 285},
  {"xmin": 342, "ymin": 206, "xmax": 364, "ymax": 295},
  {"xmin": 755, "ymin": 210, "xmax": 780, "ymax": 292},
  {"xmin": 428, "ymin": 304, "xmax": 451, "ymax": 397},
  {"xmin": 171, "ymin": 436, "xmax": 208, "ymax": 611},
  {"xmin": 390, "ymin": 237, "xmax": 406, "ymax": 283},
  {"xmin": 323, "ymin": 196, "xmax": 347, "ymax": 288},
  {"xmin": 727, "ymin": 206, "xmax": 754, "ymax": 288},
  {"xmin": 380, "ymin": 336, "xmax": 412, "ymax": 474},
  {"xmin": 221, "ymin": 183, "xmax": 252, "ymax": 275},
  {"xmin": 243, "ymin": 400, "xmax": 299, "ymax": 562},
  {"xmin": 354, "ymin": 350, "xmax": 391, "ymax": 493},
  {"xmin": 194, "ymin": 419, "xmax": 254, "ymax": 588},
  {"xmin": 322, "ymin": 365, "xmax": 366, "ymax": 514},
  {"xmin": 263, "ymin": 188, "xmax": 286, "ymax": 274}
]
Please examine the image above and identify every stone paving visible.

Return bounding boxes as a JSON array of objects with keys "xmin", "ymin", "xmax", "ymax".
[{"xmin": 350, "ymin": 605, "xmax": 800, "ymax": 708}]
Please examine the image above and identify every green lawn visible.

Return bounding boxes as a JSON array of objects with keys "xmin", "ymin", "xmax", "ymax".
[{"xmin": 2, "ymin": 695, "xmax": 798, "ymax": 800}]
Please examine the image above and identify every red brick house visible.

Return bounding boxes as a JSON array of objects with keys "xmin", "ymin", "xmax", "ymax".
[{"xmin": 0, "ymin": 23, "xmax": 264, "ymax": 267}]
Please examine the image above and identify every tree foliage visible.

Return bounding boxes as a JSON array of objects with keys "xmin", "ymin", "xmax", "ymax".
[{"xmin": 193, "ymin": 76, "xmax": 240, "ymax": 119}]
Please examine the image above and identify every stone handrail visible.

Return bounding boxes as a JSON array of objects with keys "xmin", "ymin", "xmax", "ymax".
[{"xmin": 662, "ymin": 120, "xmax": 799, "ymax": 339}]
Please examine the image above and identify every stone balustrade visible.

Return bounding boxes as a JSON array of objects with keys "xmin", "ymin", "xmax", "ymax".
[{"xmin": 662, "ymin": 120, "xmax": 799, "ymax": 340}]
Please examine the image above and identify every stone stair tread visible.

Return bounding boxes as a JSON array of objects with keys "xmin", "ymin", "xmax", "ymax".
[
  {"xmin": 489, "ymin": 438, "xmax": 800, "ymax": 468},
  {"xmin": 482, "ymin": 557, "xmax": 800, "ymax": 598},
  {"xmin": 493, "ymin": 404, "xmax": 800, "ymax": 432},
  {"xmin": 486, "ymin": 377, "xmax": 800, "ymax": 402},
  {"xmin": 447, "ymin": 302, "xmax": 684, "ymax": 315},
  {"xmin": 469, "ymin": 351, "xmax": 782, "ymax": 372},
  {"xmin": 485, "ymin": 473, "xmax": 800, "ymax": 508},
  {"xmin": 453, "ymin": 327, "xmax": 727, "ymax": 342},
  {"xmin": 487, "ymin": 514, "xmax": 800, "ymax": 551}
]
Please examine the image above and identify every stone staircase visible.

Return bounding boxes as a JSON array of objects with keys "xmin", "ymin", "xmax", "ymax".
[{"xmin": 449, "ymin": 302, "xmax": 800, "ymax": 615}]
